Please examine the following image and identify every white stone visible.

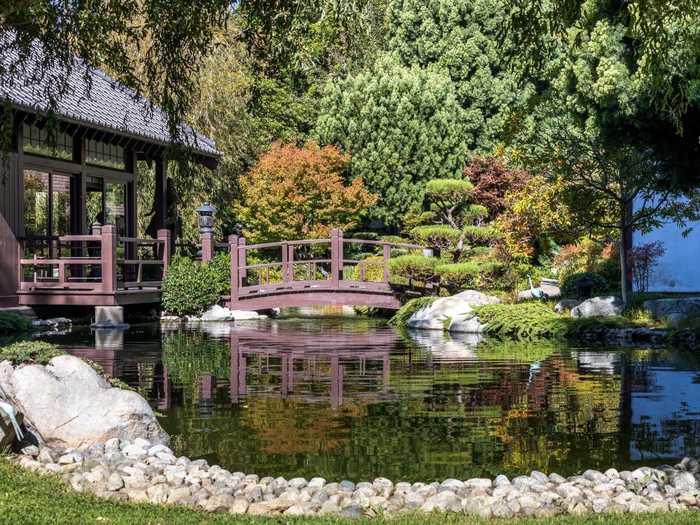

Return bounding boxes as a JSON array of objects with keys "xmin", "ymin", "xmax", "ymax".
[
  {"xmin": 407, "ymin": 291, "xmax": 500, "ymax": 331},
  {"xmin": 6, "ymin": 355, "xmax": 167, "ymax": 448},
  {"xmin": 199, "ymin": 305, "xmax": 266, "ymax": 322},
  {"xmin": 571, "ymin": 296, "xmax": 624, "ymax": 318},
  {"xmin": 671, "ymin": 471, "xmax": 698, "ymax": 491}
]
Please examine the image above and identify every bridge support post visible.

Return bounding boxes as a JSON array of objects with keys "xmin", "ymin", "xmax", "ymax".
[
  {"xmin": 281, "ymin": 242, "xmax": 289, "ymax": 282},
  {"xmin": 229, "ymin": 235, "xmax": 239, "ymax": 306},
  {"xmin": 331, "ymin": 228, "xmax": 342, "ymax": 286},
  {"xmin": 382, "ymin": 244, "xmax": 391, "ymax": 282}
]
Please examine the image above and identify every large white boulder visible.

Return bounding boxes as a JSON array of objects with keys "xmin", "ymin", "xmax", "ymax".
[
  {"xmin": 642, "ymin": 297, "xmax": 700, "ymax": 326},
  {"xmin": 571, "ymin": 296, "xmax": 624, "ymax": 318},
  {"xmin": 2, "ymin": 355, "xmax": 167, "ymax": 448},
  {"xmin": 199, "ymin": 305, "xmax": 266, "ymax": 322},
  {"xmin": 406, "ymin": 290, "xmax": 500, "ymax": 331}
]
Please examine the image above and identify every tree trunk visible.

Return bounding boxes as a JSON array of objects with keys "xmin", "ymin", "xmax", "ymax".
[{"xmin": 619, "ymin": 221, "xmax": 634, "ymax": 308}]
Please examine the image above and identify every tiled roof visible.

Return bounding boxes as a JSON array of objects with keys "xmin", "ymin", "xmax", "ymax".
[{"xmin": 1, "ymin": 39, "xmax": 220, "ymax": 158}]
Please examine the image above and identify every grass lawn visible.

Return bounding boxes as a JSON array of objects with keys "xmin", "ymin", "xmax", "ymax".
[{"xmin": 2, "ymin": 460, "xmax": 700, "ymax": 525}]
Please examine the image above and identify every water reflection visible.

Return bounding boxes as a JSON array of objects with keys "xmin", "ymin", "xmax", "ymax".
[{"xmin": 45, "ymin": 319, "xmax": 700, "ymax": 481}]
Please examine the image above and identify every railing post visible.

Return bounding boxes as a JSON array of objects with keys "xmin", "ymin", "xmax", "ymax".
[
  {"xmin": 158, "ymin": 229, "xmax": 171, "ymax": 277},
  {"xmin": 238, "ymin": 237, "xmax": 247, "ymax": 282},
  {"xmin": 229, "ymin": 235, "xmax": 239, "ymax": 305},
  {"xmin": 101, "ymin": 224, "xmax": 117, "ymax": 293},
  {"xmin": 282, "ymin": 242, "xmax": 289, "ymax": 282},
  {"xmin": 331, "ymin": 228, "xmax": 341, "ymax": 286},
  {"xmin": 383, "ymin": 244, "xmax": 391, "ymax": 283},
  {"xmin": 201, "ymin": 231, "xmax": 214, "ymax": 262}
]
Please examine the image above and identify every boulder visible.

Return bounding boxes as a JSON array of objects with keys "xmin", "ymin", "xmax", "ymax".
[
  {"xmin": 199, "ymin": 305, "xmax": 266, "ymax": 322},
  {"xmin": 0, "ymin": 403, "xmax": 22, "ymax": 448},
  {"xmin": 407, "ymin": 291, "xmax": 500, "ymax": 331},
  {"xmin": 642, "ymin": 297, "xmax": 700, "ymax": 326},
  {"xmin": 447, "ymin": 314, "xmax": 487, "ymax": 334},
  {"xmin": 554, "ymin": 299, "xmax": 582, "ymax": 313},
  {"xmin": 518, "ymin": 279, "xmax": 561, "ymax": 301},
  {"xmin": 571, "ymin": 296, "xmax": 624, "ymax": 318},
  {"xmin": 4, "ymin": 355, "xmax": 167, "ymax": 448}
]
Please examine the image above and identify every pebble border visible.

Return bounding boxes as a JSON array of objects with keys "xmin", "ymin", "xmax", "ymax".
[{"xmin": 13, "ymin": 439, "xmax": 700, "ymax": 518}]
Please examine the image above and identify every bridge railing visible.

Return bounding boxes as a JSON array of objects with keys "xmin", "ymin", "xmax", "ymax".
[{"xmin": 202, "ymin": 229, "xmax": 421, "ymax": 303}]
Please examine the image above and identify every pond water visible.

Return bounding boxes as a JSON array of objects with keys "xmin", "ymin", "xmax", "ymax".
[{"xmin": 40, "ymin": 314, "xmax": 700, "ymax": 482}]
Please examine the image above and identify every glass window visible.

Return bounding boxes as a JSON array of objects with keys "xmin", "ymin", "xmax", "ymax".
[
  {"xmin": 22, "ymin": 123, "xmax": 73, "ymax": 160},
  {"xmin": 51, "ymin": 174, "xmax": 72, "ymax": 237},
  {"xmin": 86, "ymin": 138, "xmax": 125, "ymax": 170},
  {"xmin": 105, "ymin": 183, "xmax": 127, "ymax": 236},
  {"xmin": 23, "ymin": 170, "xmax": 49, "ymax": 238}
]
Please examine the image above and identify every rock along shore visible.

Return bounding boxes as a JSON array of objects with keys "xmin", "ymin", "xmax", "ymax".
[{"xmin": 12, "ymin": 439, "xmax": 700, "ymax": 518}]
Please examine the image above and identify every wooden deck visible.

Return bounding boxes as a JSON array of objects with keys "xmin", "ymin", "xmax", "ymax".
[{"xmin": 17, "ymin": 225, "xmax": 170, "ymax": 307}]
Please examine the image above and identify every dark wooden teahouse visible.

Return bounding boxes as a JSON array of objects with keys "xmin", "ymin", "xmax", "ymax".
[{"xmin": 0, "ymin": 48, "xmax": 219, "ymax": 308}]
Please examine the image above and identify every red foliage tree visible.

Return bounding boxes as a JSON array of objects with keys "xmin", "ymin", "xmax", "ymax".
[{"xmin": 463, "ymin": 156, "xmax": 532, "ymax": 220}]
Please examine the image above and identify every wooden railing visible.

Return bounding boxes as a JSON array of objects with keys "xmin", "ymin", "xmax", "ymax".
[
  {"xmin": 197, "ymin": 228, "xmax": 421, "ymax": 304},
  {"xmin": 18, "ymin": 225, "xmax": 171, "ymax": 294}
]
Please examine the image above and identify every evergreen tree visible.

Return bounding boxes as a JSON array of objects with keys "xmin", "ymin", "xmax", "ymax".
[
  {"xmin": 315, "ymin": 57, "xmax": 466, "ymax": 228},
  {"xmin": 386, "ymin": 0, "xmax": 528, "ymax": 154}
]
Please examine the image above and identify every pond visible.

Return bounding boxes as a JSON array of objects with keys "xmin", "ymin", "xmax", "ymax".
[{"xmin": 41, "ymin": 314, "xmax": 700, "ymax": 482}]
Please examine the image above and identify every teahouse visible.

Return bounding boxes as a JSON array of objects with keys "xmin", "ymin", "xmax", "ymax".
[{"xmin": 0, "ymin": 45, "xmax": 219, "ymax": 309}]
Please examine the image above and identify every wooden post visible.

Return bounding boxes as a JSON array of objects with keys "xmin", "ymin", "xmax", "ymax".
[
  {"xmin": 101, "ymin": 224, "xmax": 117, "ymax": 293},
  {"xmin": 229, "ymin": 235, "xmax": 239, "ymax": 305},
  {"xmin": 158, "ymin": 229, "xmax": 171, "ymax": 277},
  {"xmin": 288, "ymin": 244, "xmax": 294, "ymax": 282},
  {"xmin": 383, "ymin": 244, "xmax": 391, "ymax": 283},
  {"xmin": 154, "ymin": 158, "xmax": 167, "ymax": 230},
  {"xmin": 238, "ymin": 237, "xmax": 247, "ymax": 282},
  {"xmin": 331, "ymin": 228, "xmax": 341, "ymax": 286},
  {"xmin": 281, "ymin": 242, "xmax": 289, "ymax": 282},
  {"xmin": 201, "ymin": 232, "xmax": 214, "ymax": 262}
]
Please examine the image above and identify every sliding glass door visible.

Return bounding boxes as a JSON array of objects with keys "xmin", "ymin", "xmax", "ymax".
[{"xmin": 23, "ymin": 170, "xmax": 74, "ymax": 256}]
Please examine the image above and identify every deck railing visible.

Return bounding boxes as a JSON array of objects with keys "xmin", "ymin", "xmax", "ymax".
[{"xmin": 18, "ymin": 225, "xmax": 171, "ymax": 294}]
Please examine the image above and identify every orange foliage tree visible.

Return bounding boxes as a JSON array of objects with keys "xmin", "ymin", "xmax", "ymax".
[{"xmin": 235, "ymin": 142, "xmax": 377, "ymax": 241}]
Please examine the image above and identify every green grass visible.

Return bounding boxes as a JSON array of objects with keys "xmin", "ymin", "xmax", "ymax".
[{"xmin": 1, "ymin": 460, "xmax": 699, "ymax": 524}]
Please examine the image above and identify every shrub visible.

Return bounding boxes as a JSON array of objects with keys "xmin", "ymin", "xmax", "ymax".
[
  {"xmin": 561, "ymin": 272, "xmax": 608, "ymax": 299},
  {"xmin": 629, "ymin": 241, "xmax": 665, "ymax": 292},
  {"xmin": 162, "ymin": 256, "xmax": 222, "ymax": 316},
  {"xmin": 435, "ymin": 262, "xmax": 481, "ymax": 292},
  {"xmin": 0, "ymin": 312, "xmax": 32, "ymax": 335},
  {"xmin": 474, "ymin": 303, "xmax": 567, "ymax": 339},
  {"xmin": 389, "ymin": 296, "xmax": 439, "ymax": 326},
  {"xmin": 388, "ymin": 255, "xmax": 438, "ymax": 285},
  {"xmin": 0, "ymin": 341, "xmax": 63, "ymax": 365}
]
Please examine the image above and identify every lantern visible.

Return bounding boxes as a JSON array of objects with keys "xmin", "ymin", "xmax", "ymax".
[{"xmin": 196, "ymin": 202, "xmax": 216, "ymax": 234}]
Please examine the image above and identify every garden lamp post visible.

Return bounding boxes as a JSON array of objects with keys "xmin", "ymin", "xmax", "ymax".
[{"xmin": 196, "ymin": 202, "xmax": 216, "ymax": 234}]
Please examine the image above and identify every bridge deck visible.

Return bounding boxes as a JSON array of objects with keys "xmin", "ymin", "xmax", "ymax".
[{"xmin": 220, "ymin": 229, "xmax": 422, "ymax": 311}]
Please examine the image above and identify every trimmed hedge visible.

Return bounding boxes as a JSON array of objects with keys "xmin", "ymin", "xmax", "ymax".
[
  {"xmin": 162, "ymin": 255, "xmax": 230, "ymax": 316},
  {"xmin": 388, "ymin": 255, "xmax": 438, "ymax": 284}
]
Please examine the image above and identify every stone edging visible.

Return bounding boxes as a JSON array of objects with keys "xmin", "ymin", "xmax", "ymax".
[{"xmin": 13, "ymin": 439, "xmax": 700, "ymax": 518}]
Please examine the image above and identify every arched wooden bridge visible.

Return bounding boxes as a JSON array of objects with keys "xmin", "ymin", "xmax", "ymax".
[{"xmin": 202, "ymin": 229, "xmax": 423, "ymax": 310}]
